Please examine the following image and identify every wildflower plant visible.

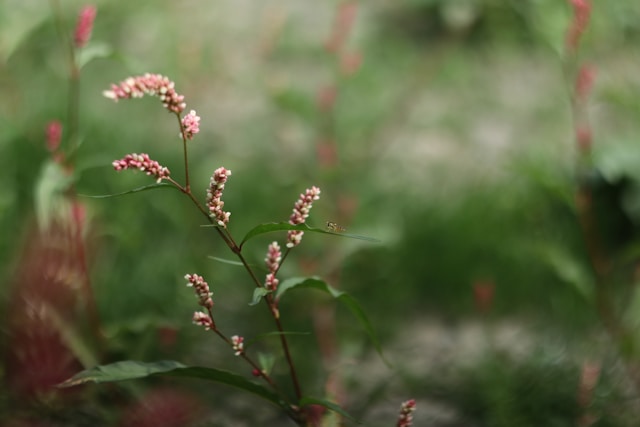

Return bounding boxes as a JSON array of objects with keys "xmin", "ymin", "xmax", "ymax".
[{"xmin": 58, "ymin": 69, "xmax": 405, "ymax": 425}]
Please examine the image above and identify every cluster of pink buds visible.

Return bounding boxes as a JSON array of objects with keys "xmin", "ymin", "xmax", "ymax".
[
  {"xmin": 185, "ymin": 273, "xmax": 213, "ymax": 309},
  {"xmin": 264, "ymin": 242, "xmax": 282, "ymax": 291},
  {"xmin": 74, "ymin": 5, "xmax": 97, "ymax": 48},
  {"xmin": 103, "ymin": 73, "xmax": 187, "ymax": 114},
  {"xmin": 286, "ymin": 186, "xmax": 321, "ymax": 248},
  {"xmin": 396, "ymin": 399, "xmax": 416, "ymax": 427},
  {"xmin": 206, "ymin": 167, "xmax": 232, "ymax": 228},
  {"xmin": 566, "ymin": 0, "xmax": 591, "ymax": 53},
  {"xmin": 181, "ymin": 110, "xmax": 201, "ymax": 140},
  {"xmin": 192, "ymin": 311, "xmax": 214, "ymax": 331},
  {"xmin": 231, "ymin": 335, "xmax": 244, "ymax": 356},
  {"xmin": 112, "ymin": 153, "xmax": 170, "ymax": 183}
]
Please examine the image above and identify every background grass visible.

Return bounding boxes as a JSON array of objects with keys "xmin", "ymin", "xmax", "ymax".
[{"xmin": 2, "ymin": 0, "xmax": 640, "ymax": 425}]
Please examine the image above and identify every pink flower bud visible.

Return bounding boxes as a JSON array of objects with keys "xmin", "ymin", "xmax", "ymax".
[
  {"xmin": 185, "ymin": 273, "xmax": 214, "ymax": 309},
  {"xmin": 566, "ymin": 0, "xmax": 591, "ymax": 53},
  {"xmin": 231, "ymin": 335, "xmax": 244, "ymax": 356},
  {"xmin": 181, "ymin": 110, "xmax": 201, "ymax": 140},
  {"xmin": 46, "ymin": 121, "xmax": 63, "ymax": 152},
  {"xmin": 192, "ymin": 311, "xmax": 214, "ymax": 330},
  {"xmin": 74, "ymin": 6, "xmax": 97, "ymax": 48},
  {"xmin": 396, "ymin": 399, "xmax": 416, "ymax": 427}
]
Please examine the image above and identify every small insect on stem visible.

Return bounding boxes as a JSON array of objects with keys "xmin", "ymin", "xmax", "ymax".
[{"xmin": 326, "ymin": 221, "xmax": 346, "ymax": 232}]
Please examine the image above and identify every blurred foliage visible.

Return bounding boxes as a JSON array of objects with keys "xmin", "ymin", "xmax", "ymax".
[{"xmin": 2, "ymin": 0, "xmax": 640, "ymax": 425}]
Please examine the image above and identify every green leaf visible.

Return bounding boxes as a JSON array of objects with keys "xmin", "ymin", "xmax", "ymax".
[
  {"xmin": 76, "ymin": 42, "xmax": 114, "ymax": 69},
  {"xmin": 276, "ymin": 277, "xmax": 389, "ymax": 366},
  {"xmin": 35, "ymin": 160, "xmax": 75, "ymax": 230},
  {"xmin": 250, "ymin": 288, "xmax": 270, "ymax": 306},
  {"xmin": 257, "ymin": 352, "xmax": 276, "ymax": 375},
  {"xmin": 538, "ymin": 244, "xmax": 595, "ymax": 302},
  {"xmin": 299, "ymin": 397, "xmax": 359, "ymax": 423},
  {"xmin": 207, "ymin": 256, "xmax": 245, "ymax": 267},
  {"xmin": 58, "ymin": 360, "xmax": 288, "ymax": 409},
  {"xmin": 79, "ymin": 183, "xmax": 178, "ymax": 199},
  {"xmin": 239, "ymin": 222, "xmax": 380, "ymax": 248}
]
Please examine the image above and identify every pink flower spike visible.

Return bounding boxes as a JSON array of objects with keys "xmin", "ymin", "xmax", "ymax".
[
  {"xmin": 112, "ymin": 153, "xmax": 171, "ymax": 183},
  {"xmin": 192, "ymin": 311, "xmax": 214, "ymax": 331},
  {"xmin": 206, "ymin": 167, "xmax": 232, "ymax": 228},
  {"xmin": 566, "ymin": 0, "xmax": 591, "ymax": 53},
  {"xmin": 74, "ymin": 5, "xmax": 97, "ymax": 48},
  {"xmin": 181, "ymin": 110, "xmax": 201, "ymax": 140},
  {"xmin": 396, "ymin": 399, "xmax": 416, "ymax": 427},
  {"xmin": 185, "ymin": 273, "xmax": 214, "ymax": 309},
  {"xmin": 46, "ymin": 121, "xmax": 63, "ymax": 152},
  {"xmin": 286, "ymin": 186, "xmax": 321, "ymax": 248},
  {"xmin": 231, "ymin": 335, "xmax": 244, "ymax": 356},
  {"xmin": 103, "ymin": 73, "xmax": 187, "ymax": 114},
  {"xmin": 264, "ymin": 242, "xmax": 282, "ymax": 291},
  {"xmin": 575, "ymin": 65, "xmax": 596, "ymax": 103}
]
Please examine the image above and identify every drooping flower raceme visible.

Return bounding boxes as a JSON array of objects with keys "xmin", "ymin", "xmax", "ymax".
[
  {"xmin": 192, "ymin": 311, "xmax": 214, "ymax": 331},
  {"xmin": 286, "ymin": 186, "xmax": 321, "ymax": 248},
  {"xmin": 185, "ymin": 273, "xmax": 213, "ymax": 309},
  {"xmin": 231, "ymin": 335, "xmax": 244, "ymax": 356},
  {"xmin": 112, "ymin": 153, "xmax": 170, "ymax": 183},
  {"xmin": 396, "ymin": 399, "xmax": 416, "ymax": 427},
  {"xmin": 206, "ymin": 167, "xmax": 232, "ymax": 228},
  {"xmin": 264, "ymin": 241, "xmax": 281, "ymax": 291},
  {"xmin": 103, "ymin": 73, "xmax": 187, "ymax": 114},
  {"xmin": 181, "ymin": 110, "xmax": 200, "ymax": 140}
]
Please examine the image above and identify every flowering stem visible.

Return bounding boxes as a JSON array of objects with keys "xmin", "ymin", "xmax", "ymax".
[
  {"xmin": 172, "ymin": 174, "xmax": 303, "ymax": 399},
  {"xmin": 176, "ymin": 113, "xmax": 191, "ymax": 191}
]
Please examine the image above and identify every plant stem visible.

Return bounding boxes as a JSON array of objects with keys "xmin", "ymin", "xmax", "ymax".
[{"xmin": 172, "ymin": 172, "xmax": 304, "ymax": 401}]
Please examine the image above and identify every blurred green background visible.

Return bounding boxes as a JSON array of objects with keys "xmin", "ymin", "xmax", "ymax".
[{"xmin": 2, "ymin": 0, "xmax": 640, "ymax": 425}]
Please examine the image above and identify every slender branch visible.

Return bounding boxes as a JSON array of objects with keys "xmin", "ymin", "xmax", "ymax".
[{"xmin": 175, "ymin": 113, "xmax": 191, "ymax": 191}]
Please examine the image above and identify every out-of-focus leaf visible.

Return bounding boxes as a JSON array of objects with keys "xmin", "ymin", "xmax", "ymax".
[
  {"xmin": 58, "ymin": 360, "xmax": 288, "ymax": 409},
  {"xmin": 35, "ymin": 160, "xmax": 75, "ymax": 230},
  {"xmin": 300, "ymin": 396, "xmax": 359, "ymax": 423},
  {"xmin": 46, "ymin": 303, "xmax": 98, "ymax": 368},
  {"xmin": 79, "ymin": 183, "xmax": 178, "ymax": 198},
  {"xmin": 538, "ymin": 244, "xmax": 594, "ymax": 302},
  {"xmin": 276, "ymin": 277, "xmax": 388, "ymax": 365},
  {"xmin": 257, "ymin": 352, "xmax": 276, "ymax": 375},
  {"xmin": 0, "ymin": 0, "xmax": 49, "ymax": 62},
  {"xmin": 270, "ymin": 88, "xmax": 317, "ymax": 122},
  {"xmin": 250, "ymin": 287, "xmax": 270, "ymax": 306},
  {"xmin": 76, "ymin": 42, "xmax": 113, "ymax": 69}
]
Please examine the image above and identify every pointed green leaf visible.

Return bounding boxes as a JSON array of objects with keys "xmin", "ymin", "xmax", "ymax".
[
  {"xmin": 77, "ymin": 42, "xmax": 114, "ymax": 69},
  {"xmin": 79, "ymin": 183, "xmax": 178, "ymax": 199},
  {"xmin": 239, "ymin": 222, "xmax": 380, "ymax": 248},
  {"xmin": 35, "ymin": 160, "xmax": 76, "ymax": 230},
  {"xmin": 250, "ymin": 288, "xmax": 270, "ymax": 306},
  {"xmin": 207, "ymin": 256, "xmax": 245, "ymax": 267},
  {"xmin": 58, "ymin": 360, "xmax": 288, "ymax": 409},
  {"xmin": 276, "ymin": 277, "xmax": 389, "ymax": 366},
  {"xmin": 299, "ymin": 397, "xmax": 359, "ymax": 423}
]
